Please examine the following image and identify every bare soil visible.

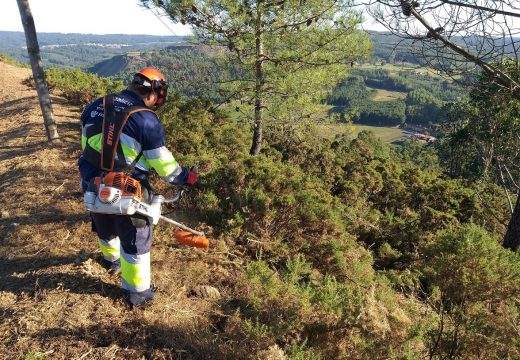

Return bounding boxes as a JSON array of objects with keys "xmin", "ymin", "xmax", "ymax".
[{"xmin": 0, "ymin": 61, "xmax": 236, "ymax": 360}]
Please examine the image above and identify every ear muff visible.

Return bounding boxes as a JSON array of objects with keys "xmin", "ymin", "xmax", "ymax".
[
  {"xmin": 155, "ymin": 95, "xmax": 165, "ymax": 106},
  {"xmin": 151, "ymin": 79, "xmax": 168, "ymax": 107}
]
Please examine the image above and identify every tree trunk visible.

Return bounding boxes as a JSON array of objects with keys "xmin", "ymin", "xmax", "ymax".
[
  {"xmin": 17, "ymin": 0, "xmax": 60, "ymax": 142},
  {"xmin": 249, "ymin": 0, "xmax": 264, "ymax": 156},
  {"xmin": 503, "ymin": 193, "xmax": 520, "ymax": 250}
]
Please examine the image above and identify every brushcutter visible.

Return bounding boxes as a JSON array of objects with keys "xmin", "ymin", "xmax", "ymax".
[{"xmin": 83, "ymin": 172, "xmax": 208, "ymax": 248}]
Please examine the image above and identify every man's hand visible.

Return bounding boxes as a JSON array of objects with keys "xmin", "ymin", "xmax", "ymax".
[{"xmin": 172, "ymin": 166, "xmax": 198, "ymax": 186}]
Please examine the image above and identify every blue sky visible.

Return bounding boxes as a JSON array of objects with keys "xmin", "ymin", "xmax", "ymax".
[{"xmin": 0, "ymin": 0, "xmax": 192, "ymax": 36}]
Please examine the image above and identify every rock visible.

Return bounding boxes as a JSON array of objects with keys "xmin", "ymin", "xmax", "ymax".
[
  {"xmin": 176, "ymin": 285, "xmax": 187, "ymax": 298},
  {"xmin": 192, "ymin": 285, "xmax": 221, "ymax": 300},
  {"xmin": 257, "ymin": 345, "xmax": 286, "ymax": 360},
  {"xmin": 1, "ymin": 211, "xmax": 9, "ymax": 218},
  {"xmin": 7, "ymin": 222, "xmax": 19, "ymax": 231}
]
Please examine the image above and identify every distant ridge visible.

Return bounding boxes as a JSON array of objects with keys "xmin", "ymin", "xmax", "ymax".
[
  {"xmin": 0, "ymin": 31, "xmax": 189, "ymax": 68},
  {"xmin": 0, "ymin": 31, "xmax": 187, "ymax": 47},
  {"xmin": 87, "ymin": 44, "xmax": 202, "ymax": 77},
  {"xmin": 87, "ymin": 54, "xmax": 134, "ymax": 77}
]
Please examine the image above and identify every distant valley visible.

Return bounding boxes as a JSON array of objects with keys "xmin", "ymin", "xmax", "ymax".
[{"xmin": 0, "ymin": 30, "xmax": 464, "ymax": 134}]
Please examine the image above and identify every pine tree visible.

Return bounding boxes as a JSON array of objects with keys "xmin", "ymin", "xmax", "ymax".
[{"xmin": 142, "ymin": 0, "xmax": 370, "ymax": 154}]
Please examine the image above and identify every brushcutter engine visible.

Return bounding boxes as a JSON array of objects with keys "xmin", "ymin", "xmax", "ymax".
[{"xmin": 84, "ymin": 172, "xmax": 162, "ymax": 225}]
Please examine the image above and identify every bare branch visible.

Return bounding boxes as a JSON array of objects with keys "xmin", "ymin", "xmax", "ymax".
[
  {"xmin": 440, "ymin": 0, "xmax": 520, "ymax": 18},
  {"xmin": 498, "ymin": 162, "xmax": 515, "ymax": 213}
]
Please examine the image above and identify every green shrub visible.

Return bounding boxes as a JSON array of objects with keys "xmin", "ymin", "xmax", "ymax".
[
  {"xmin": 23, "ymin": 352, "xmax": 46, "ymax": 360},
  {"xmin": 235, "ymin": 255, "xmax": 428, "ymax": 359},
  {"xmin": 44, "ymin": 67, "xmax": 125, "ymax": 105},
  {"xmin": 286, "ymin": 340, "xmax": 321, "ymax": 360},
  {"xmin": 155, "ymin": 94, "xmax": 511, "ymax": 359},
  {"xmin": 0, "ymin": 53, "xmax": 29, "ymax": 67},
  {"xmin": 422, "ymin": 224, "xmax": 520, "ymax": 359}
]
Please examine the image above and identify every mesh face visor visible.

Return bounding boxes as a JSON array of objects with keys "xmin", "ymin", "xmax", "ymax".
[{"xmin": 133, "ymin": 74, "xmax": 169, "ymax": 106}]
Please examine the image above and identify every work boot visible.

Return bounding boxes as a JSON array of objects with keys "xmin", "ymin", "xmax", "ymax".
[
  {"xmin": 101, "ymin": 258, "xmax": 121, "ymax": 274},
  {"xmin": 127, "ymin": 288, "xmax": 155, "ymax": 308}
]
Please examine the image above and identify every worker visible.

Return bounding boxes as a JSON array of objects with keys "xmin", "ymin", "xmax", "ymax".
[{"xmin": 78, "ymin": 67, "xmax": 197, "ymax": 307}]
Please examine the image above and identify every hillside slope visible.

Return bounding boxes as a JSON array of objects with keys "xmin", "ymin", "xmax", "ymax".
[
  {"xmin": 0, "ymin": 61, "xmax": 231, "ymax": 359},
  {"xmin": 87, "ymin": 54, "xmax": 133, "ymax": 77}
]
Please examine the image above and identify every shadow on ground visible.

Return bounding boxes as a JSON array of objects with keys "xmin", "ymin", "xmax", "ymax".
[
  {"xmin": 31, "ymin": 320, "xmax": 229, "ymax": 360},
  {"xmin": 0, "ymin": 252, "xmax": 121, "ymax": 300}
]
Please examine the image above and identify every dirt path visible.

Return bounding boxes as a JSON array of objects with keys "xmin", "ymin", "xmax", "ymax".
[{"xmin": 0, "ymin": 61, "xmax": 230, "ymax": 359}]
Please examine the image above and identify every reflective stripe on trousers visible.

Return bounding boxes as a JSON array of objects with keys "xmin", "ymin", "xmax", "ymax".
[
  {"xmin": 98, "ymin": 237, "xmax": 120, "ymax": 262},
  {"xmin": 121, "ymin": 249, "xmax": 151, "ymax": 292}
]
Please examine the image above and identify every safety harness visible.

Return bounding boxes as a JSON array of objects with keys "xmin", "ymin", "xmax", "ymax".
[{"xmin": 83, "ymin": 94, "xmax": 156, "ymax": 172}]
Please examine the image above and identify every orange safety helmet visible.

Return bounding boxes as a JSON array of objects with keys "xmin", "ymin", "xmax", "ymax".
[{"xmin": 132, "ymin": 67, "xmax": 169, "ymax": 107}]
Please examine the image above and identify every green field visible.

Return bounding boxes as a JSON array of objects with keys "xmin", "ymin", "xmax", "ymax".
[
  {"xmin": 371, "ymin": 88, "xmax": 407, "ymax": 101},
  {"xmin": 357, "ymin": 62, "xmax": 450, "ymax": 79},
  {"xmin": 351, "ymin": 124, "xmax": 406, "ymax": 143},
  {"xmin": 357, "ymin": 62, "xmax": 416, "ymax": 72},
  {"xmin": 318, "ymin": 123, "xmax": 406, "ymax": 143}
]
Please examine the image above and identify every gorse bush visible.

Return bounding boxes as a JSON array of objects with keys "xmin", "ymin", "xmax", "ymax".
[
  {"xmin": 157, "ymin": 97, "xmax": 439, "ymax": 357},
  {"xmin": 155, "ymin": 93, "xmax": 514, "ymax": 358},
  {"xmin": 153, "ymin": 92, "xmax": 516, "ymax": 358},
  {"xmin": 422, "ymin": 224, "xmax": 520, "ymax": 359},
  {"xmin": 231, "ymin": 255, "xmax": 422, "ymax": 358},
  {"xmin": 44, "ymin": 67, "xmax": 125, "ymax": 105}
]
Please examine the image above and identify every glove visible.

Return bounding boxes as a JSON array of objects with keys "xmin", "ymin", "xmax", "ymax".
[{"xmin": 185, "ymin": 170, "xmax": 198, "ymax": 186}]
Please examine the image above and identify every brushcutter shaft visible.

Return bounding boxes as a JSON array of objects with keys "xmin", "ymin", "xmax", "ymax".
[{"xmin": 159, "ymin": 215, "xmax": 205, "ymax": 237}]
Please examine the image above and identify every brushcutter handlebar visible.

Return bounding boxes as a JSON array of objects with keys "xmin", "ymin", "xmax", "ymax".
[
  {"xmin": 162, "ymin": 164, "xmax": 198, "ymax": 202},
  {"xmin": 161, "ymin": 187, "xmax": 185, "ymax": 203},
  {"xmin": 148, "ymin": 184, "xmax": 209, "ymax": 248},
  {"xmin": 150, "ymin": 187, "xmax": 199, "ymax": 234}
]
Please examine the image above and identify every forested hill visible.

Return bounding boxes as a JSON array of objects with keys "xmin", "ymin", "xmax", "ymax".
[
  {"xmin": 0, "ymin": 30, "xmax": 415, "ymax": 69},
  {"xmin": 0, "ymin": 31, "xmax": 188, "ymax": 68},
  {"xmin": 368, "ymin": 31, "xmax": 420, "ymax": 64},
  {"xmin": 0, "ymin": 29, "xmax": 469, "ymax": 132},
  {"xmin": 2, "ymin": 30, "xmax": 518, "ymax": 70},
  {"xmin": 0, "ymin": 31, "xmax": 186, "ymax": 48}
]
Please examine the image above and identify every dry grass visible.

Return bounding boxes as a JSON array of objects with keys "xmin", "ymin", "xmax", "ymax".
[{"xmin": 0, "ymin": 61, "xmax": 241, "ymax": 359}]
